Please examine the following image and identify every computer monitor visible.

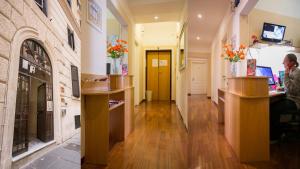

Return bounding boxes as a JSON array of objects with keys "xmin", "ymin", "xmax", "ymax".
[
  {"xmin": 279, "ymin": 71, "xmax": 285, "ymax": 87},
  {"xmin": 256, "ymin": 66, "xmax": 275, "ymax": 85}
]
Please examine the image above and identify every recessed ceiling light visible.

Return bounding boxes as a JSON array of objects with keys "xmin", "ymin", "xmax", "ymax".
[
  {"xmin": 197, "ymin": 14, "xmax": 202, "ymax": 19},
  {"xmin": 154, "ymin": 16, "xmax": 159, "ymax": 20},
  {"xmin": 196, "ymin": 36, "xmax": 200, "ymax": 40}
]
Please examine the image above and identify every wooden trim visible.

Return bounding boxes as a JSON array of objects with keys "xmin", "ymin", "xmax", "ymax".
[{"xmin": 58, "ymin": 0, "xmax": 81, "ymax": 37}]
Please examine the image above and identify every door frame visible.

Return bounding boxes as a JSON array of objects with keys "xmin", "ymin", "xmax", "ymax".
[{"xmin": 145, "ymin": 50, "xmax": 172, "ymax": 101}]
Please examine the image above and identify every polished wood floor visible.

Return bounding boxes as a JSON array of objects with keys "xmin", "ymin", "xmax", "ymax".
[{"xmin": 83, "ymin": 95, "xmax": 300, "ymax": 169}]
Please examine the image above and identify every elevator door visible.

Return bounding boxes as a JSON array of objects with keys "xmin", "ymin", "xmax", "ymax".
[{"xmin": 146, "ymin": 51, "xmax": 171, "ymax": 101}]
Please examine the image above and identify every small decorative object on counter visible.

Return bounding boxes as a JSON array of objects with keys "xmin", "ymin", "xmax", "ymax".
[
  {"xmin": 247, "ymin": 59, "xmax": 256, "ymax": 76},
  {"xmin": 251, "ymin": 35, "xmax": 259, "ymax": 45}
]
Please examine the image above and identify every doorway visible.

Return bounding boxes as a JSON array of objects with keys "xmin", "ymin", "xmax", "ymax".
[
  {"xmin": 190, "ymin": 60, "xmax": 208, "ymax": 94},
  {"xmin": 146, "ymin": 50, "xmax": 171, "ymax": 101},
  {"xmin": 12, "ymin": 39, "xmax": 53, "ymax": 157}
]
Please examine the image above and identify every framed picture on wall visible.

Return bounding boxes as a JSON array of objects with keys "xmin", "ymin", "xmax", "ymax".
[
  {"xmin": 179, "ymin": 22, "xmax": 187, "ymax": 71},
  {"xmin": 87, "ymin": 0, "xmax": 102, "ymax": 32}
]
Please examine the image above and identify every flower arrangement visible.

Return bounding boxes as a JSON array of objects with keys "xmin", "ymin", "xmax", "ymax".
[
  {"xmin": 222, "ymin": 44, "xmax": 246, "ymax": 62},
  {"xmin": 107, "ymin": 39, "xmax": 128, "ymax": 59}
]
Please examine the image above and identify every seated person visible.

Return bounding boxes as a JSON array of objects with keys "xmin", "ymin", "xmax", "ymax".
[{"xmin": 270, "ymin": 53, "xmax": 300, "ymax": 140}]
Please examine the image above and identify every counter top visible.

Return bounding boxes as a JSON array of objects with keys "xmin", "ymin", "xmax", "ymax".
[
  {"xmin": 227, "ymin": 76, "xmax": 269, "ymax": 79},
  {"xmin": 81, "ymin": 86, "xmax": 134, "ymax": 95}
]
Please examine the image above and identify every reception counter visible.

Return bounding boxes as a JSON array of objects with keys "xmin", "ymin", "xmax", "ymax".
[
  {"xmin": 225, "ymin": 77, "xmax": 270, "ymax": 162},
  {"xmin": 81, "ymin": 74, "xmax": 134, "ymax": 165}
]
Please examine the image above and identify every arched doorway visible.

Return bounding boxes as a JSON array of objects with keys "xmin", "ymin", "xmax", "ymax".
[{"xmin": 12, "ymin": 39, "xmax": 54, "ymax": 157}]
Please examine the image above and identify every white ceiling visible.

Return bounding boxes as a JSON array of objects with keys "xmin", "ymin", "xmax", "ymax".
[
  {"xmin": 138, "ymin": 22, "xmax": 180, "ymax": 46},
  {"xmin": 126, "ymin": 0, "xmax": 185, "ymax": 23},
  {"xmin": 255, "ymin": 0, "xmax": 300, "ymax": 19},
  {"xmin": 188, "ymin": 0, "xmax": 230, "ymax": 53},
  {"xmin": 127, "ymin": 0, "xmax": 230, "ymax": 53}
]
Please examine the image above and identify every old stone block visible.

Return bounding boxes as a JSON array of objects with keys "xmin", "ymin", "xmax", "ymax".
[
  {"xmin": 0, "ymin": 57, "xmax": 8, "ymax": 82},
  {"xmin": 11, "ymin": 8, "xmax": 26, "ymax": 29},
  {"xmin": 0, "ymin": 102, "xmax": 4, "ymax": 125},
  {"xmin": 0, "ymin": 13, "xmax": 16, "ymax": 41},
  {"xmin": 7, "ymin": 0, "xmax": 23, "ymax": 15},
  {"xmin": 0, "ymin": 35, "xmax": 10, "ymax": 59},
  {"xmin": 0, "ymin": 0, "xmax": 12, "ymax": 18},
  {"xmin": 24, "ymin": 4, "xmax": 38, "ymax": 30},
  {"xmin": 0, "ymin": 83, "xmax": 6, "ymax": 102}
]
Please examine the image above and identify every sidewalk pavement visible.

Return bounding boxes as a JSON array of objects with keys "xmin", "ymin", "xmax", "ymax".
[{"xmin": 20, "ymin": 133, "xmax": 80, "ymax": 169}]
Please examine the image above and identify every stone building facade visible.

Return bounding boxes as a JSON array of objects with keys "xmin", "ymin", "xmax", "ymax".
[{"xmin": 0, "ymin": 0, "xmax": 81, "ymax": 168}]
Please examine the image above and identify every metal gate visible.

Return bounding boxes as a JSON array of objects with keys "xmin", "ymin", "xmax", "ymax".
[{"xmin": 12, "ymin": 74, "xmax": 30, "ymax": 156}]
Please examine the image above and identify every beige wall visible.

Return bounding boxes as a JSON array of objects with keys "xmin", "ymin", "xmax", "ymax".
[
  {"xmin": 241, "ymin": 9, "xmax": 300, "ymax": 47},
  {"xmin": 0, "ymin": 0, "xmax": 81, "ymax": 168},
  {"xmin": 210, "ymin": 8, "xmax": 234, "ymax": 103}
]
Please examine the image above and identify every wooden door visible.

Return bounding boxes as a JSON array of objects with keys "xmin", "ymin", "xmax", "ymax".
[
  {"xmin": 37, "ymin": 83, "xmax": 54, "ymax": 142},
  {"xmin": 191, "ymin": 61, "xmax": 207, "ymax": 94},
  {"xmin": 13, "ymin": 74, "xmax": 30, "ymax": 157},
  {"xmin": 146, "ymin": 51, "xmax": 171, "ymax": 101},
  {"xmin": 158, "ymin": 51, "xmax": 171, "ymax": 100}
]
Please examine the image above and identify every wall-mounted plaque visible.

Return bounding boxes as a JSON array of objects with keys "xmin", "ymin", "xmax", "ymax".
[{"xmin": 87, "ymin": 0, "xmax": 102, "ymax": 32}]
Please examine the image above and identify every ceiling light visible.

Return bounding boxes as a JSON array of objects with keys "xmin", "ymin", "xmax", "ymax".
[
  {"xmin": 196, "ymin": 36, "xmax": 200, "ymax": 40},
  {"xmin": 197, "ymin": 14, "xmax": 202, "ymax": 19},
  {"xmin": 154, "ymin": 16, "xmax": 159, "ymax": 20}
]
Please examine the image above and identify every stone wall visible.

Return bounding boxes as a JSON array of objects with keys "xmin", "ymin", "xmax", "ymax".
[{"xmin": 0, "ymin": 0, "xmax": 81, "ymax": 168}]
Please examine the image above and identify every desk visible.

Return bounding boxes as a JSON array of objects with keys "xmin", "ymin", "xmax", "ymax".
[
  {"xmin": 225, "ymin": 79, "xmax": 288, "ymax": 162},
  {"xmin": 269, "ymin": 91, "xmax": 286, "ymax": 103},
  {"xmin": 225, "ymin": 77, "xmax": 270, "ymax": 162}
]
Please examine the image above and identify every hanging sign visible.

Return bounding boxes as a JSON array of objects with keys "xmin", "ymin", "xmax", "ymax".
[
  {"xmin": 47, "ymin": 101, "xmax": 53, "ymax": 111},
  {"xmin": 152, "ymin": 59, "xmax": 158, "ymax": 67},
  {"xmin": 22, "ymin": 59, "xmax": 29, "ymax": 70},
  {"xmin": 159, "ymin": 60, "xmax": 168, "ymax": 66}
]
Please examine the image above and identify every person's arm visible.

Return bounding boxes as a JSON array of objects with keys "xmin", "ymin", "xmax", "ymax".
[{"xmin": 284, "ymin": 69, "xmax": 300, "ymax": 93}]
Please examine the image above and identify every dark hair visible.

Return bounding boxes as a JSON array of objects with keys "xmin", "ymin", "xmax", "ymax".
[{"xmin": 286, "ymin": 53, "xmax": 299, "ymax": 67}]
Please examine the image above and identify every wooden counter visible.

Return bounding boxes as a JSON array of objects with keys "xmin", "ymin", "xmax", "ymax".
[
  {"xmin": 225, "ymin": 77, "xmax": 269, "ymax": 162},
  {"xmin": 81, "ymin": 74, "xmax": 134, "ymax": 165}
]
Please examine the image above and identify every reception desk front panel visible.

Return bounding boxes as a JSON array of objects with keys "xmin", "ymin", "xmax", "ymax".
[{"xmin": 225, "ymin": 77, "xmax": 270, "ymax": 162}]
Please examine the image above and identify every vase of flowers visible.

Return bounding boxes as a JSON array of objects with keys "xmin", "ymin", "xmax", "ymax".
[
  {"xmin": 107, "ymin": 39, "xmax": 128, "ymax": 74},
  {"xmin": 222, "ymin": 44, "xmax": 246, "ymax": 77}
]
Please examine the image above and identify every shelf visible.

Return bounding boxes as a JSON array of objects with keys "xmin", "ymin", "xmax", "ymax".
[{"xmin": 109, "ymin": 101, "xmax": 124, "ymax": 111}]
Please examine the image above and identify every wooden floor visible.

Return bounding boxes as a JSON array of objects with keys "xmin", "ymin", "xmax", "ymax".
[{"xmin": 82, "ymin": 95, "xmax": 300, "ymax": 169}]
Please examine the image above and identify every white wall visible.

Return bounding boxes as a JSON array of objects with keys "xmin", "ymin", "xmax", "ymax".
[
  {"xmin": 210, "ymin": 0, "xmax": 255, "ymax": 103},
  {"xmin": 248, "ymin": 46, "xmax": 300, "ymax": 75},
  {"xmin": 176, "ymin": 1, "xmax": 188, "ymax": 128},
  {"xmin": 81, "ymin": 0, "xmax": 107, "ymax": 75}
]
